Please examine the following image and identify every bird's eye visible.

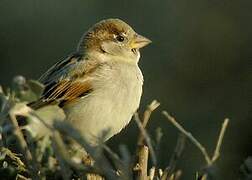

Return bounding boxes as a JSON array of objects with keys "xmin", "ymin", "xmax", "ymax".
[{"xmin": 116, "ymin": 35, "xmax": 125, "ymax": 42}]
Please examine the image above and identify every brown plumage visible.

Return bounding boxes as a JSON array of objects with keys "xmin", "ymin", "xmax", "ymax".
[
  {"xmin": 28, "ymin": 18, "xmax": 151, "ymax": 147},
  {"xmin": 78, "ymin": 19, "xmax": 134, "ymax": 52},
  {"xmin": 29, "ymin": 54, "xmax": 95, "ymax": 109},
  {"xmin": 29, "ymin": 19, "xmax": 143, "ymax": 110}
]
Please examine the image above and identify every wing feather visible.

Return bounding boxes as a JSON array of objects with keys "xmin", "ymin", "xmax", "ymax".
[{"xmin": 29, "ymin": 52, "xmax": 97, "ymax": 109}]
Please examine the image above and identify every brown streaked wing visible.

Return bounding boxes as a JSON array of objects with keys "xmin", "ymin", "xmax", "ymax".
[
  {"xmin": 29, "ymin": 52, "xmax": 96, "ymax": 109},
  {"xmin": 39, "ymin": 52, "xmax": 83, "ymax": 85}
]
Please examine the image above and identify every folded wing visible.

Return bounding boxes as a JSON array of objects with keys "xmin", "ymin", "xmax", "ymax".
[{"xmin": 29, "ymin": 53, "xmax": 96, "ymax": 109}]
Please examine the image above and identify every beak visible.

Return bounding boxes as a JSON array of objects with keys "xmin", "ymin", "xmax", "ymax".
[{"xmin": 130, "ymin": 34, "xmax": 152, "ymax": 49}]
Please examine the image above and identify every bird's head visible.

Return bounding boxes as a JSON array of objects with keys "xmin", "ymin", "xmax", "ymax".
[{"xmin": 77, "ymin": 18, "xmax": 151, "ymax": 63}]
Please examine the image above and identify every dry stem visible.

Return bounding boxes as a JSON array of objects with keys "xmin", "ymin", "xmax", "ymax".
[
  {"xmin": 136, "ymin": 145, "xmax": 149, "ymax": 180},
  {"xmin": 162, "ymin": 111, "xmax": 229, "ymax": 170},
  {"xmin": 134, "ymin": 113, "xmax": 157, "ymax": 166},
  {"xmin": 137, "ymin": 100, "xmax": 160, "ymax": 146},
  {"xmin": 162, "ymin": 111, "xmax": 211, "ymax": 164},
  {"xmin": 161, "ymin": 134, "xmax": 186, "ymax": 179},
  {"xmin": 134, "ymin": 100, "xmax": 160, "ymax": 180},
  {"xmin": 211, "ymin": 118, "xmax": 229, "ymax": 163}
]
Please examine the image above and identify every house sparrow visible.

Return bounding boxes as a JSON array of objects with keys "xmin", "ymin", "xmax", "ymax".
[{"xmin": 29, "ymin": 18, "xmax": 151, "ymax": 146}]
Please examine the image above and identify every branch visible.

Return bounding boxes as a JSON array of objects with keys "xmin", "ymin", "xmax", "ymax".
[
  {"xmin": 0, "ymin": 85, "xmax": 3, "ymax": 93},
  {"xmin": 137, "ymin": 100, "xmax": 160, "ymax": 146},
  {"xmin": 134, "ymin": 100, "xmax": 160, "ymax": 180},
  {"xmin": 211, "ymin": 118, "xmax": 229, "ymax": 163},
  {"xmin": 161, "ymin": 134, "xmax": 186, "ymax": 179},
  {"xmin": 162, "ymin": 111, "xmax": 230, "ymax": 180},
  {"xmin": 162, "ymin": 111, "xmax": 211, "ymax": 165},
  {"xmin": 134, "ymin": 113, "xmax": 157, "ymax": 166},
  {"xmin": 136, "ymin": 145, "xmax": 149, "ymax": 180},
  {"xmin": 200, "ymin": 118, "xmax": 229, "ymax": 180}
]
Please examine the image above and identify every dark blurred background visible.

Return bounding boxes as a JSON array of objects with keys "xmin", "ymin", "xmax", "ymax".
[{"xmin": 0, "ymin": 0, "xmax": 251, "ymax": 179}]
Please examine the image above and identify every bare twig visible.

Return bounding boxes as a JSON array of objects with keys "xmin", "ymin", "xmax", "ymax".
[
  {"xmin": 161, "ymin": 134, "xmax": 186, "ymax": 179},
  {"xmin": 154, "ymin": 127, "xmax": 163, "ymax": 155},
  {"xmin": 134, "ymin": 113, "xmax": 157, "ymax": 166},
  {"xmin": 103, "ymin": 145, "xmax": 131, "ymax": 179},
  {"xmin": 134, "ymin": 100, "xmax": 159, "ymax": 180},
  {"xmin": 135, "ymin": 100, "xmax": 160, "ymax": 165},
  {"xmin": 103, "ymin": 145, "xmax": 123, "ymax": 166},
  {"xmin": 168, "ymin": 134, "xmax": 186, "ymax": 171},
  {"xmin": 162, "ymin": 111, "xmax": 211, "ymax": 165},
  {"xmin": 142, "ymin": 100, "xmax": 160, "ymax": 127},
  {"xmin": 163, "ymin": 111, "xmax": 230, "ymax": 180},
  {"xmin": 0, "ymin": 85, "xmax": 3, "ymax": 93},
  {"xmin": 16, "ymin": 174, "xmax": 30, "ymax": 180},
  {"xmin": 148, "ymin": 167, "xmax": 156, "ymax": 180},
  {"xmin": 174, "ymin": 170, "xmax": 182, "ymax": 180},
  {"xmin": 200, "ymin": 118, "xmax": 229, "ymax": 180},
  {"xmin": 136, "ymin": 145, "xmax": 149, "ymax": 180},
  {"xmin": 86, "ymin": 174, "xmax": 104, "ymax": 180},
  {"xmin": 137, "ymin": 100, "xmax": 160, "ymax": 146},
  {"xmin": 211, "ymin": 118, "xmax": 229, "ymax": 163},
  {"xmin": 200, "ymin": 174, "xmax": 208, "ymax": 180}
]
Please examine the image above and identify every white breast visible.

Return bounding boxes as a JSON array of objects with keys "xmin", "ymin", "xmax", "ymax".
[{"xmin": 63, "ymin": 62, "xmax": 143, "ymax": 145}]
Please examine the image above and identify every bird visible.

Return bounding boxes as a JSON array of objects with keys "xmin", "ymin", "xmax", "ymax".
[{"xmin": 29, "ymin": 18, "xmax": 151, "ymax": 147}]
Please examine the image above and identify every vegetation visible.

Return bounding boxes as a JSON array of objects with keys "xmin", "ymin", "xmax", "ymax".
[{"xmin": 0, "ymin": 75, "xmax": 249, "ymax": 180}]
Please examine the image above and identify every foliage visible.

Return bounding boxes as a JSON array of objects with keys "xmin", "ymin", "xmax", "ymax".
[{"xmin": 0, "ymin": 75, "xmax": 239, "ymax": 180}]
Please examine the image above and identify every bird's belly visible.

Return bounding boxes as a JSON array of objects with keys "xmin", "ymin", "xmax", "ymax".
[{"xmin": 63, "ymin": 67, "xmax": 143, "ymax": 145}]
